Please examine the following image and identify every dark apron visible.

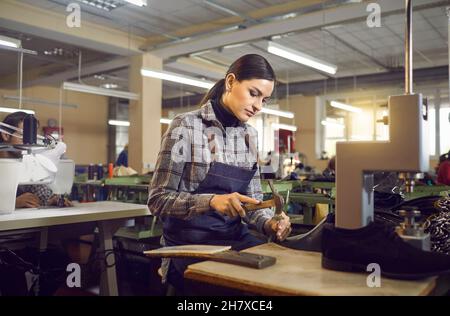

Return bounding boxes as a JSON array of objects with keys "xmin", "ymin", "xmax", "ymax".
[{"xmin": 163, "ymin": 161, "xmax": 265, "ymax": 291}]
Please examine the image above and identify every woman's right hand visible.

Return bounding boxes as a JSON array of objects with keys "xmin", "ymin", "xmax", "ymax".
[
  {"xmin": 16, "ymin": 193, "xmax": 41, "ymax": 208},
  {"xmin": 209, "ymin": 193, "xmax": 261, "ymax": 218}
]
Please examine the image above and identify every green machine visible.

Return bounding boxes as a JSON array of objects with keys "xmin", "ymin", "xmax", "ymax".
[
  {"xmin": 261, "ymin": 180, "xmax": 334, "ymax": 226},
  {"xmin": 72, "ymin": 174, "xmax": 161, "ymax": 240}
]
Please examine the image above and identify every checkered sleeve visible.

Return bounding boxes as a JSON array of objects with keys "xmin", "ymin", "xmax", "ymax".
[
  {"xmin": 147, "ymin": 116, "xmax": 214, "ymax": 219},
  {"xmin": 18, "ymin": 184, "xmax": 53, "ymax": 206}
]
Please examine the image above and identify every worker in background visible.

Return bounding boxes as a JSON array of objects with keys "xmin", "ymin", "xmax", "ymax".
[
  {"xmin": 116, "ymin": 144, "xmax": 128, "ymax": 167},
  {"xmin": 0, "ymin": 111, "xmax": 72, "ymax": 208},
  {"xmin": 148, "ymin": 54, "xmax": 291, "ymax": 294},
  {"xmin": 322, "ymin": 156, "xmax": 336, "ymax": 178},
  {"xmin": 437, "ymin": 150, "xmax": 450, "ymax": 185},
  {"xmin": 259, "ymin": 150, "xmax": 276, "ymax": 179}
]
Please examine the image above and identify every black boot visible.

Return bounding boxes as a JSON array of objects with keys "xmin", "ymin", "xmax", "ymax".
[{"xmin": 321, "ymin": 221, "xmax": 450, "ymax": 280}]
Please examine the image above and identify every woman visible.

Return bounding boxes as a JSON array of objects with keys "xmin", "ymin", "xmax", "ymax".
[
  {"xmin": 437, "ymin": 151, "xmax": 450, "ymax": 185},
  {"xmin": 0, "ymin": 111, "xmax": 71, "ymax": 208},
  {"xmin": 148, "ymin": 54, "xmax": 291, "ymax": 293}
]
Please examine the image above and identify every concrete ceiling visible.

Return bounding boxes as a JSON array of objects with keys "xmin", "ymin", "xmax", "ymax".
[
  {"xmin": 22, "ymin": 0, "xmax": 299, "ymax": 37},
  {"xmin": 0, "ymin": 0, "xmax": 448, "ymax": 101}
]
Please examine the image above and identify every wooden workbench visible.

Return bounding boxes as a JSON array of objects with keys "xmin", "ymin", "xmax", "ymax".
[{"xmin": 185, "ymin": 243, "xmax": 438, "ymax": 296}]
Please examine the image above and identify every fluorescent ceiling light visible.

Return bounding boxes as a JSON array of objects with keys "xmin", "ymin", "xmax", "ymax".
[
  {"xmin": 321, "ymin": 119, "xmax": 345, "ymax": 128},
  {"xmin": 160, "ymin": 118, "xmax": 173, "ymax": 125},
  {"xmin": 108, "ymin": 120, "xmax": 130, "ymax": 127},
  {"xmin": 267, "ymin": 41, "xmax": 337, "ymax": 75},
  {"xmin": 272, "ymin": 123, "xmax": 297, "ymax": 132},
  {"xmin": 141, "ymin": 68, "xmax": 214, "ymax": 89},
  {"xmin": 124, "ymin": 0, "xmax": 147, "ymax": 6},
  {"xmin": 101, "ymin": 83, "xmax": 119, "ymax": 89},
  {"xmin": 63, "ymin": 82, "xmax": 139, "ymax": 100},
  {"xmin": 78, "ymin": 0, "xmax": 117, "ymax": 11},
  {"xmin": 260, "ymin": 107, "xmax": 294, "ymax": 119},
  {"xmin": 330, "ymin": 101, "xmax": 362, "ymax": 113},
  {"xmin": 0, "ymin": 107, "xmax": 35, "ymax": 114},
  {"xmin": 0, "ymin": 35, "xmax": 21, "ymax": 49}
]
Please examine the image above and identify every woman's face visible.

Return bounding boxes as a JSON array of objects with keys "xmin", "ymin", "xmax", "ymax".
[
  {"xmin": 0, "ymin": 121, "xmax": 23, "ymax": 145},
  {"xmin": 222, "ymin": 74, "xmax": 274, "ymax": 122}
]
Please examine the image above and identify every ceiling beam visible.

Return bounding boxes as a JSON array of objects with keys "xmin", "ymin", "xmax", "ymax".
[
  {"xmin": 148, "ymin": 0, "xmax": 446, "ymax": 59},
  {"xmin": 0, "ymin": 0, "xmax": 146, "ymax": 56},
  {"xmin": 142, "ymin": 0, "xmax": 324, "ymax": 48}
]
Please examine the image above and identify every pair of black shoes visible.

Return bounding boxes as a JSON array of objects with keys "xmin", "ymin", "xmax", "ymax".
[{"xmin": 321, "ymin": 221, "xmax": 450, "ymax": 280}]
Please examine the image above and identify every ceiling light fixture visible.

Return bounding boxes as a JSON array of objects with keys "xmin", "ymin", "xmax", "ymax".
[
  {"xmin": 267, "ymin": 41, "xmax": 338, "ymax": 75},
  {"xmin": 77, "ymin": 0, "xmax": 120, "ymax": 11},
  {"xmin": 0, "ymin": 106, "xmax": 35, "ymax": 115},
  {"xmin": 260, "ymin": 107, "xmax": 294, "ymax": 119},
  {"xmin": 108, "ymin": 120, "xmax": 130, "ymax": 127},
  {"xmin": 321, "ymin": 119, "xmax": 345, "ymax": 128},
  {"xmin": 160, "ymin": 118, "xmax": 173, "ymax": 125},
  {"xmin": 0, "ymin": 35, "xmax": 21, "ymax": 49},
  {"xmin": 63, "ymin": 82, "xmax": 139, "ymax": 100},
  {"xmin": 124, "ymin": 0, "xmax": 147, "ymax": 6},
  {"xmin": 101, "ymin": 83, "xmax": 119, "ymax": 89},
  {"xmin": 330, "ymin": 101, "xmax": 362, "ymax": 113},
  {"xmin": 272, "ymin": 123, "xmax": 297, "ymax": 132},
  {"xmin": 141, "ymin": 68, "xmax": 215, "ymax": 89}
]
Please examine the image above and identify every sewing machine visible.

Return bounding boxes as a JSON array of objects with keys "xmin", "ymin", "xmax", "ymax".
[{"xmin": 0, "ymin": 115, "xmax": 74, "ymax": 214}]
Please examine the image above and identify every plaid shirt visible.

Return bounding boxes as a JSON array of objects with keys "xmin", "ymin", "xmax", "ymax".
[
  {"xmin": 148, "ymin": 101, "xmax": 274, "ymax": 234},
  {"xmin": 17, "ymin": 184, "xmax": 53, "ymax": 206}
]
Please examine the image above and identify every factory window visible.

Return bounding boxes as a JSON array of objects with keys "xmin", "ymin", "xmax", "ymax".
[
  {"xmin": 375, "ymin": 108, "xmax": 389, "ymax": 141},
  {"xmin": 323, "ymin": 117, "xmax": 346, "ymax": 157},
  {"xmin": 428, "ymin": 103, "xmax": 450, "ymax": 158},
  {"xmin": 321, "ymin": 98, "xmax": 445, "ymax": 160}
]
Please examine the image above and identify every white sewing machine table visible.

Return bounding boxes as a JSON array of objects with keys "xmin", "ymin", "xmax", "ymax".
[{"xmin": 0, "ymin": 201, "xmax": 150, "ymax": 296}]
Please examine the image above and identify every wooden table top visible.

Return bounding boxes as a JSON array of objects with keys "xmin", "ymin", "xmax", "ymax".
[{"xmin": 185, "ymin": 243, "xmax": 437, "ymax": 296}]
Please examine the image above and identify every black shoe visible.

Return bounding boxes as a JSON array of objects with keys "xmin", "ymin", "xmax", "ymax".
[
  {"xmin": 281, "ymin": 213, "xmax": 335, "ymax": 252},
  {"xmin": 321, "ymin": 221, "xmax": 450, "ymax": 280}
]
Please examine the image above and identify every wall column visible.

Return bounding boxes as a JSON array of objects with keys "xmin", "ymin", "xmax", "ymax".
[
  {"xmin": 279, "ymin": 95, "xmax": 327, "ymax": 171},
  {"xmin": 128, "ymin": 53, "xmax": 162, "ymax": 173}
]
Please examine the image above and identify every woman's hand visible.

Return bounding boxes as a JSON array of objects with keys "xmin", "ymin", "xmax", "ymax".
[
  {"xmin": 264, "ymin": 212, "xmax": 292, "ymax": 241},
  {"xmin": 16, "ymin": 193, "xmax": 41, "ymax": 208},
  {"xmin": 47, "ymin": 195, "xmax": 74, "ymax": 207},
  {"xmin": 209, "ymin": 192, "xmax": 261, "ymax": 218}
]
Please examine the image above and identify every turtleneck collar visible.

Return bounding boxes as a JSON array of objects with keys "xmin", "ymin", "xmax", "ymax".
[{"xmin": 211, "ymin": 97, "xmax": 240, "ymax": 128}]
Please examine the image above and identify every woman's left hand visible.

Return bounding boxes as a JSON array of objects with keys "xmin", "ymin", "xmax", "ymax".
[
  {"xmin": 264, "ymin": 212, "xmax": 292, "ymax": 241},
  {"xmin": 47, "ymin": 195, "xmax": 74, "ymax": 207}
]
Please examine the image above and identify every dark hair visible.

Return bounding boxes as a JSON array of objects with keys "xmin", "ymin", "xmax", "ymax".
[
  {"xmin": 1, "ymin": 111, "xmax": 29, "ymax": 134},
  {"xmin": 201, "ymin": 54, "xmax": 276, "ymax": 105},
  {"xmin": 328, "ymin": 156, "xmax": 336, "ymax": 171},
  {"xmin": 439, "ymin": 151, "xmax": 450, "ymax": 163}
]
